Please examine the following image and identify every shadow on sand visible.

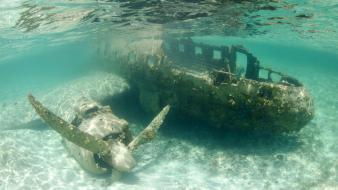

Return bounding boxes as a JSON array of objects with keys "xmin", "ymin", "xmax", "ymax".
[{"xmin": 105, "ymin": 89, "xmax": 304, "ymax": 157}]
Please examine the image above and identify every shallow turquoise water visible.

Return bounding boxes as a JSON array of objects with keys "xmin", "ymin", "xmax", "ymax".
[{"xmin": 0, "ymin": 1, "xmax": 337, "ymax": 189}]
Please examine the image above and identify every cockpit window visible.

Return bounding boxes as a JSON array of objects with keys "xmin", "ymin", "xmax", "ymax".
[{"xmin": 83, "ymin": 106, "xmax": 99, "ymax": 116}]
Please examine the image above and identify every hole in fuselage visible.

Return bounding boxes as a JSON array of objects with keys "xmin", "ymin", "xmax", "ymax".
[
  {"xmin": 213, "ymin": 50, "xmax": 221, "ymax": 60},
  {"xmin": 195, "ymin": 46, "xmax": 202, "ymax": 55}
]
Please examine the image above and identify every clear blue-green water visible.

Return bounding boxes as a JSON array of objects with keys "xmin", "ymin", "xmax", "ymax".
[{"xmin": 0, "ymin": 1, "xmax": 337, "ymax": 189}]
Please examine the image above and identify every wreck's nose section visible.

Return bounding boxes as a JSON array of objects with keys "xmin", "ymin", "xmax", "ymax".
[
  {"xmin": 268, "ymin": 85, "xmax": 315, "ymax": 132},
  {"xmin": 109, "ymin": 142, "xmax": 136, "ymax": 172},
  {"xmin": 288, "ymin": 86, "xmax": 315, "ymax": 128}
]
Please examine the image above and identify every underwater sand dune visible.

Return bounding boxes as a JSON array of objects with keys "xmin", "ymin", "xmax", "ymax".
[{"xmin": 0, "ymin": 71, "xmax": 128, "ymax": 130}]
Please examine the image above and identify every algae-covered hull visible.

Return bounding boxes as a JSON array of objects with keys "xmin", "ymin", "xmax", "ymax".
[{"xmin": 107, "ymin": 37, "xmax": 314, "ymax": 133}]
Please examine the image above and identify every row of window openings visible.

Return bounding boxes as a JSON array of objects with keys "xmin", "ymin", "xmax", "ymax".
[
  {"xmin": 177, "ymin": 44, "xmax": 222, "ymax": 60},
  {"xmin": 147, "ymin": 57, "xmax": 281, "ymax": 81},
  {"xmin": 259, "ymin": 70, "xmax": 282, "ymax": 81}
]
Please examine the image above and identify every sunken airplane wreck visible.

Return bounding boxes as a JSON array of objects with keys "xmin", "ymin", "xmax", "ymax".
[
  {"xmin": 110, "ymin": 37, "xmax": 314, "ymax": 133},
  {"xmin": 27, "ymin": 37, "xmax": 314, "ymax": 177}
]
